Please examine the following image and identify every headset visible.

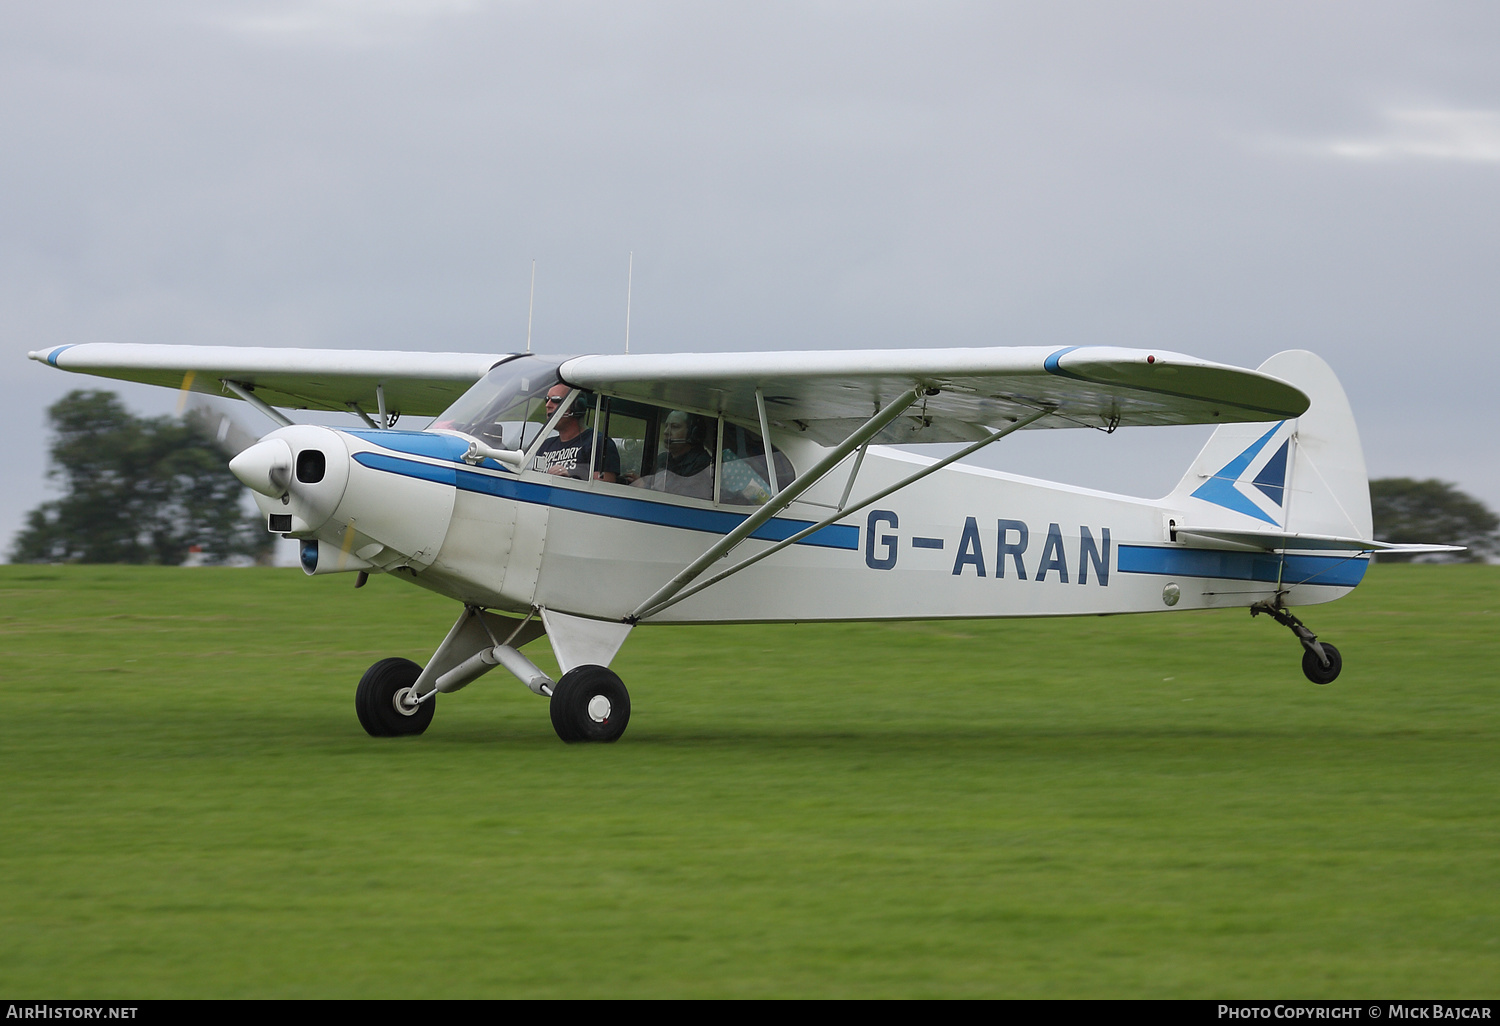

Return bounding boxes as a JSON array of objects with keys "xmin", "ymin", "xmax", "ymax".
[
  {"xmin": 658, "ymin": 410, "xmax": 707, "ymax": 448},
  {"xmin": 550, "ymin": 389, "xmax": 594, "ymax": 420}
]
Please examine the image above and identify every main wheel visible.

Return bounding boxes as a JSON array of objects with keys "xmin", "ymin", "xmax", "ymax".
[
  {"xmin": 1301, "ymin": 643, "xmax": 1342, "ymax": 685},
  {"xmin": 356, "ymin": 657, "xmax": 435, "ymax": 736},
  {"xmin": 549, "ymin": 664, "xmax": 631, "ymax": 743}
]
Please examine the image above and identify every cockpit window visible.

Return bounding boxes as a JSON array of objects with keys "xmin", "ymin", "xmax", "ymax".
[
  {"xmin": 434, "ymin": 361, "xmax": 799, "ymax": 506},
  {"xmin": 430, "ymin": 355, "xmax": 564, "ymax": 450}
]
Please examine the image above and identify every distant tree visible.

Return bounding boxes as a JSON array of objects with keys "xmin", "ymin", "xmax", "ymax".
[
  {"xmin": 10, "ymin": 390, "xmax": 274, "ymax": 565},
  {"xmin": 1370, "ymin": 478, "xmax": 1498, "ymax": 563}
]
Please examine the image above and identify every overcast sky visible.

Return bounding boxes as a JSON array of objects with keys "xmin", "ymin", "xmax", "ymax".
[{"xmin": 4, "ymin": 1, "xmax": 1498, "ymax": 558}]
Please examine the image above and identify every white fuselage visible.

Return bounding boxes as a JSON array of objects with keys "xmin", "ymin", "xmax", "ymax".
[{"xmin": 262, "ymin": 426, "xmax": 1365, "ymax": 626}]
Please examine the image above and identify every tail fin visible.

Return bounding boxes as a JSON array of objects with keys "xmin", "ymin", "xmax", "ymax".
[{"xmin": 1168, "ymin": 351, "xmax": 1372, "ymax": 540}]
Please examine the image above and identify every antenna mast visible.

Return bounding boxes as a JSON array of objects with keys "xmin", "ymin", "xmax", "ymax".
[
  {"xmin": 624, "ymin": 251, "xmax": 633, "ymax": 354},
  {"xmin": 526, "ymin": 259, "xmax": 536, "ymax": 354}
]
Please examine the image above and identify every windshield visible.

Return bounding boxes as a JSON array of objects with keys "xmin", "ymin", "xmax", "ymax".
[{"xmin": 430, "ymin": 355, "xmax": 564, "ymax": 450}]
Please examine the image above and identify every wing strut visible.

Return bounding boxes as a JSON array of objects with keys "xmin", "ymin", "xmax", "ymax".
[
  {"xmin": 627, "ymin": 387, "xmax": 924, "ymax": 622},
  {"xmin": 221, "ymin": 380, "xmax": 293, "ymax": 428},
  {"xmin": 347, "ymin": 402, "xmax": 379, "ymax": 430},
  {"xmin": 837, "ymin": 441, "xmax": 870, "ymax": 510},
  {"xmin": 633, "ymin": 405, "xmax": 1055, "ymax": 621},
  {"xmin": 754, "ymin": 388, "xmax": 781, "ymax": 495}
]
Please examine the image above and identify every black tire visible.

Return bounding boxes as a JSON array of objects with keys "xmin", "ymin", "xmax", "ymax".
[
  {"xmin": 1301, "ymin": 643, "xmax": 1342, "ymax": 685},
  {"xmin": 549, "ymin": 664, "xmax": 630, "ymax": 744},
  {"xmin": 356, "ymin": 657, "xmax": 435, "ymax": 736}
]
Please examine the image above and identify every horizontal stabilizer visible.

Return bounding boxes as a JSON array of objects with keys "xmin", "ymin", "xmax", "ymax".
[{"xmin": 1174, "ymin": 526, "xmax": 1467, "ymax": 556}]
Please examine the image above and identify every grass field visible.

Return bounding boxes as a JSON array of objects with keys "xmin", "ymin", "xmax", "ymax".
[{"xmin": 0, "ymin": 563, "xmax": 1496, "ymax": 998}]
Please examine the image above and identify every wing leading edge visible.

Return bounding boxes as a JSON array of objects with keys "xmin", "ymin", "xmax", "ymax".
[
  {"xmin": 562, "ymin": 346, "xmax": 1310, "ymax": 446},
  {"xmin": 29, "ymin": 344, "xmax": 510, "ymax": 418}
]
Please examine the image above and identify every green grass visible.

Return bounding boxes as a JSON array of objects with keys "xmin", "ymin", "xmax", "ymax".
[{"xmin": 0, "ymin": 564, "xmax": 1495, "ymax": 997}]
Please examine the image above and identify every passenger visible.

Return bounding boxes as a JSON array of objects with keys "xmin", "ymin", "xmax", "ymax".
[
  {"xmin": 531, "ymin": 386, "xmax": 620, "ymax": 482},
  {"xmin": 631, "ymin": 411, "xmax": 713, "ymax": 498}
]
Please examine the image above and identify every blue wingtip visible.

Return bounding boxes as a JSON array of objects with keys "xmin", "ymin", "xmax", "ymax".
[
  {"xmin": 40, "ymin": 345, "xmax": 78, "ymax": 367},
  {"xmin": 1043, "ymin": 346, "xmax": 1082, "ymax": 375}
]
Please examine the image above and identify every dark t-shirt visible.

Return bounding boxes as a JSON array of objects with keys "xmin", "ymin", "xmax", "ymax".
[
  {"xmin": 532, "ymin": 429, "xmax": 621, "ymax": 480},
  {"xmin": 636, "ymin": 444, "xmax": 714, "ymax": 498},
  {"xmin": 660, "ymin": 445, "xmax": 712, "ymax": 479}
]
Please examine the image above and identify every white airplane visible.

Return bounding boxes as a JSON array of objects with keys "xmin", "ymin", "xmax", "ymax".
[{"xmin": 29, "ymin": 342, "xmax": 1459, "ymax": 743}]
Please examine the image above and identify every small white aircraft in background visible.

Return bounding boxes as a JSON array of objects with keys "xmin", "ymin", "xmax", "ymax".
[{"xmin": 30, "ymin": 342, "xmax": 1459, "ymax": 742}]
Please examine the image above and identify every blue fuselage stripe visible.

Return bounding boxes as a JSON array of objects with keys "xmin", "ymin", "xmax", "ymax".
[
  {"xmin": 345, "ymin": 429, "xmax": 476, "ymax": 462},
  {"xmin": 352, "ymin": 451, "xmax": 859, "ymax": 550},
  {"xmin": 1117, "ymin": 544, "xmax": 1368, "ymax": 587}
]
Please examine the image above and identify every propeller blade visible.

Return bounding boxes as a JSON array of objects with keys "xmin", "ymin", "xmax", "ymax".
[{"xmin": 183, "ymin": 395, "xmax": 264, "ymax": 458}]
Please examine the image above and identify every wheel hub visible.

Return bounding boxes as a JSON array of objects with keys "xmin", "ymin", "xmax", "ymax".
[
  {"xmin": 586, "ymin": 694, "xmax": 612, "ymax": 723},
  {"xmin": 393, "ymin": 686, "xmax": 422, "ymax": 716}
]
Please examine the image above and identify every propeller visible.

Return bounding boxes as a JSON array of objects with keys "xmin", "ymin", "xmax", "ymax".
[
  {"xmin": 184, "ymin": 394, "xmax": 298, "ymax": 497},
  {"xmin": 182, "ymin": 394, "xmax": 264, "ymax": 459}
]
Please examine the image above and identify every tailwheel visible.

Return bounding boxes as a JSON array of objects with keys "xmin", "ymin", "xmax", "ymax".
[
  {"xmin": 549, "ymin": 664, "xmax": 630, "ymax": 743},
  {"xmin": 356, "ymin": 657, "xmax": 435, "ymax": 736},
  {"xmin": 1252, "ymin": 600, "xmax": 1343, "ymax": 687},
  {"xmin": 1301, "ymin": 643, "xmax": 1342, "ymax": 686}
]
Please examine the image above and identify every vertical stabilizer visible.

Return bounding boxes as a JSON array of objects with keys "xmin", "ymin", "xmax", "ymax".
[{"xmin": 1168, "ymin": 351, "xmax": 1372, "ymax": 540}]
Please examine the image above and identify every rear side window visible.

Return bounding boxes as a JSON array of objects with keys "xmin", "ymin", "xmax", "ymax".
[
  {"xmin": 590, "ymin": 398, "xmax": 795, "ymax": 506},
  {"xmin": 717, "ymin": 422, "xmax": 795, "ymax": 506}
]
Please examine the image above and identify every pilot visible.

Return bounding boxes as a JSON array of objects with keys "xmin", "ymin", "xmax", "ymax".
[
  {"xmin": 532, "ymin": 386, "xmax": 620, "ymax": 482},
  {"xmin": 630, "ymin": 410, "xmax": 714, "ymax": 498}
]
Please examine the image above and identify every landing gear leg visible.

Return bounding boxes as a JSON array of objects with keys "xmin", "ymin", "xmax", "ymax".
[{"xmin": 1251, "ymin": 599, "xmax": 1342, "ymax": 685}]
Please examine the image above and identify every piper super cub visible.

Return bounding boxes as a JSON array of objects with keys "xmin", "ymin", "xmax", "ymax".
[{"xmin": 29, "ymin": 343, "xmax": 1458, "ymax": 743}]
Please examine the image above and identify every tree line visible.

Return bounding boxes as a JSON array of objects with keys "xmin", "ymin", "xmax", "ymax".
[
  {"xmin": 10, "ymin": 391, "xmax": 273, "ymax": 565},
  {"xmin": 7, "ymin": 389, "xmax": 1498, "ymax": 564}
]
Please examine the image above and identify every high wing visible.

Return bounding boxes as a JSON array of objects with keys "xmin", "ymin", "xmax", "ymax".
[
  {"xmin": 562, "ymin": 346, "xmax": 1310, "ymax": 445},
  {"xmin": 29, "ymin": 344, "xmax": 508, "ymax": 418},
  {"xmin": 31, "ymin": 342, "xmax": 1309, "ymax": 445}
]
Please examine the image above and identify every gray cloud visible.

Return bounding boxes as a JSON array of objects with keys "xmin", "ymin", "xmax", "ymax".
[{"xmin": 5, "ymin": 1, "xmax": 1498, "ymax": 556}]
